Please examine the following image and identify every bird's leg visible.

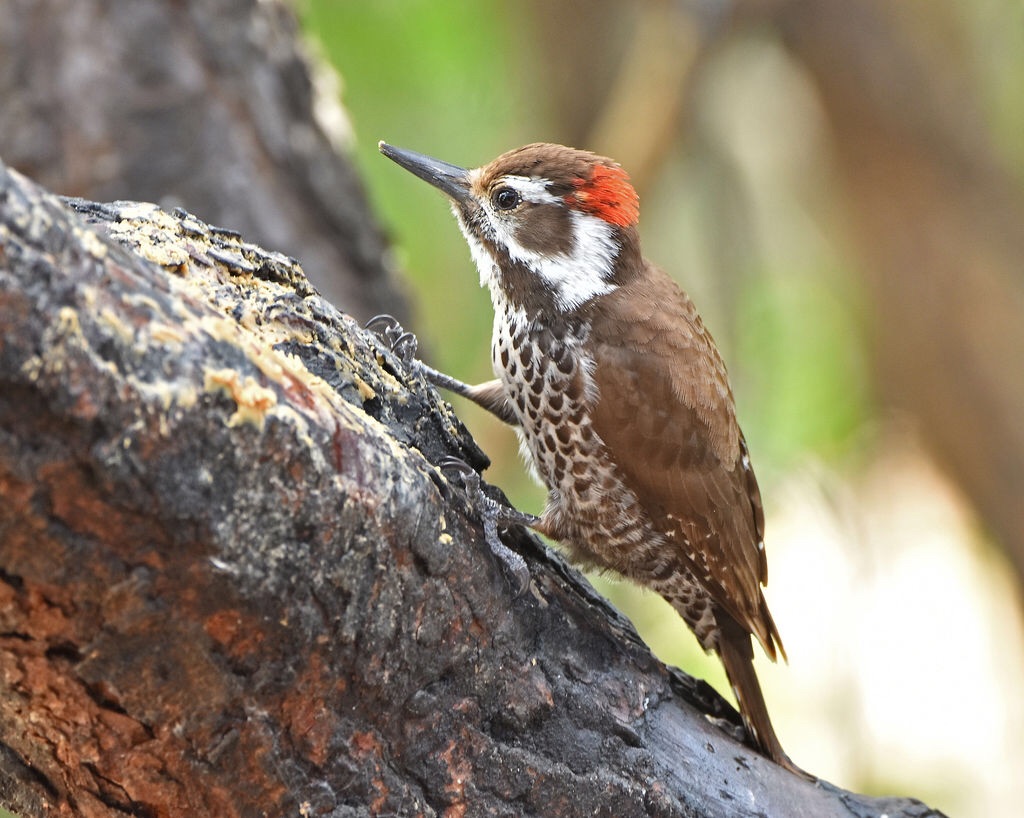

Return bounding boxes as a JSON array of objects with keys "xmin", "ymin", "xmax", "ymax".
[
  {"xmin": 367, "ymin": 317, "xmax": 532, "ymax": 590},
  {"xmin": 367, "ymin": 315, "xmax": 463, "ymax": 393},
  {"xmin": 440, "ymin": 456, "xmax": 536, "ymax": 595},
  {"xmin": 366, "ymin": 314, "xmax": 420, "ymax": 363},
  {"xmin": 366, "ymin": 315, "xmax": 519, "ymax": 425}
]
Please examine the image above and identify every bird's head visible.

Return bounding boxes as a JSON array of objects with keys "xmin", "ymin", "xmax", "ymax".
[{"xmin": 379, "ymin": 141, "xmax": 641, "ymax": 314}]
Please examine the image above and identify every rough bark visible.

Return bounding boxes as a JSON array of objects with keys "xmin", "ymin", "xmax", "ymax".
[
  {"xmin": 0, "ymin": 163, "xmax": 946, "ymax": 817},
  {"xmin": 0, "ymin": 0, "xmax": 407, "ymax": 322}
]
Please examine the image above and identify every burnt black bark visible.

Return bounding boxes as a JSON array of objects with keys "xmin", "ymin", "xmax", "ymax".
[{"xmin": 0, "ymin": 161, "xmax": 946, "ymax": 817}]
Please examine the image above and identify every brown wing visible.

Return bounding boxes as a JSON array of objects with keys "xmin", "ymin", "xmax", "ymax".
[{"xmin": 588, "ymin": 263, "xmax": 780, "ymax": 657}]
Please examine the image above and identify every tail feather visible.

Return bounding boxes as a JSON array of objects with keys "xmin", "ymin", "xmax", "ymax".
[{"xmin": 717, "ymin": 614, "xmax": 811, "ymax": 779}]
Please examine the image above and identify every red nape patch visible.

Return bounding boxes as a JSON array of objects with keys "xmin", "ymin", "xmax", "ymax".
[{"xmin": 568, "ymin": 164, "xmax": 640, "ymax": 227}]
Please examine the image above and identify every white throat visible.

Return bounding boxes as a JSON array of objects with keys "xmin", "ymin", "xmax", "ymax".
[{"xmin": 456, "ymin": 207, "xmax": 620, "ymax": 313}]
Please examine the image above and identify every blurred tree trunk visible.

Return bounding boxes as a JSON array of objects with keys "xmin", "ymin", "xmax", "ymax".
[
  {"xmin": 0, "ymin": 162, "xmax": 947, "ymax": 817},
  {"xmin": 0, "ymin": 0, "xmax": 408, "ymax": 323},
  {"xmin": 522, "ymin": 0, "xmax": 701, "ymax": 192},
  {"xmin": 771, "ymin": 0, "xmax": 1024, "ymax": 583}
]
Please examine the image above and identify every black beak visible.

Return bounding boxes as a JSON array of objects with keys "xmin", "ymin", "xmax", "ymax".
[{"xmin": 379, "ymin": 142, "xmax": 472, "ymax": 205}]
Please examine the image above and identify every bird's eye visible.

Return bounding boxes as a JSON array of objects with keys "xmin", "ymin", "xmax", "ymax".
[{"xmin": 492, "ymin": 187, "xmax": 521, "ymax": 211}]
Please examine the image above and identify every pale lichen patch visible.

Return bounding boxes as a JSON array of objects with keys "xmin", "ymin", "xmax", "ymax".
[
  {"xmin": 148, "ymin": 323, "xmax": 187, "ymax": 345},
  {"xmin": 354, "ymin": 376, "xmax": 375, "ymax": 402},
  {"xmin": 112, "ymin": 202, "xmax": 163, "ymax": 221},
  {"xmin": 78, "ymin": 227, "xmax": 108, "ymax": 260},
  {"xmin": 56, "ymin": 306, "xmax": 81, "ymax": 337},
  {"xmin": 97, "ymin": 307, "xmax": 137, "ymax": 347},
  {"xmin": 204, "ymin": 367, "xmax": 278, "ymax": 430}
]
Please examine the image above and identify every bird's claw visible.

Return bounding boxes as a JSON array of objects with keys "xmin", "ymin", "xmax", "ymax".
[
  {"xmin": 365, "ymin": 313, "xmax": 400, "ymax": 339},
  {"xmin": 366, "ymin": 314, "xmax": 419, "ymax": 363},
  {"xmin": 439, "ymin": 455, "xmax": 477, "ymax": 482},
  {"xmin": 440, "ymin": 456, "xmax": 533, "ymax": 595}
]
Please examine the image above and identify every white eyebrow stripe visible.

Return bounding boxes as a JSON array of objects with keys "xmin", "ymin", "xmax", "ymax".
[{"xmin": 498, "ymin": 175, "xmax": 560, "ymax": 204}]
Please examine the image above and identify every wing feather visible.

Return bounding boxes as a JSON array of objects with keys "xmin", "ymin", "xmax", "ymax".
[{"xmin": 588, "ymin": 265, "xmax": 780, "ymax": 656}]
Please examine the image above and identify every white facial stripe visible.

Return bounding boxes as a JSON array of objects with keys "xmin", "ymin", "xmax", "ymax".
[
  {"xmin": 491, "ymin": 209, "xmax": 618, "ymax": 311},
  {"xmin": 455, "ymin": 170, "xmax": 620, "ymax": 311}
]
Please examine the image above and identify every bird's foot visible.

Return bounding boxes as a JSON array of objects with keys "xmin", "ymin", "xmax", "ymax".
[
  {"xmin": 440, "ymin": 456, "xmax": 534, "ymax": 595},
  {"xmin": 366, "ymin": 314, "xmax": 419, "ymax": 363},
  {"xmin": 367, "ymin": 316, "xmax": 483, "ymax": 401}
]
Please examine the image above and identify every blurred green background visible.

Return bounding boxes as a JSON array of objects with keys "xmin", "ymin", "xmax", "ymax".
[{"xmin": 300, "ymin": 2, "xmax": 1024, "ymax": 817}]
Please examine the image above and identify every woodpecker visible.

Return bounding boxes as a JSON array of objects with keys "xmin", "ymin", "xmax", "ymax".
[{"xmin": 378, "ymin": 140, "xmax": 804, "ymax": 776}]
